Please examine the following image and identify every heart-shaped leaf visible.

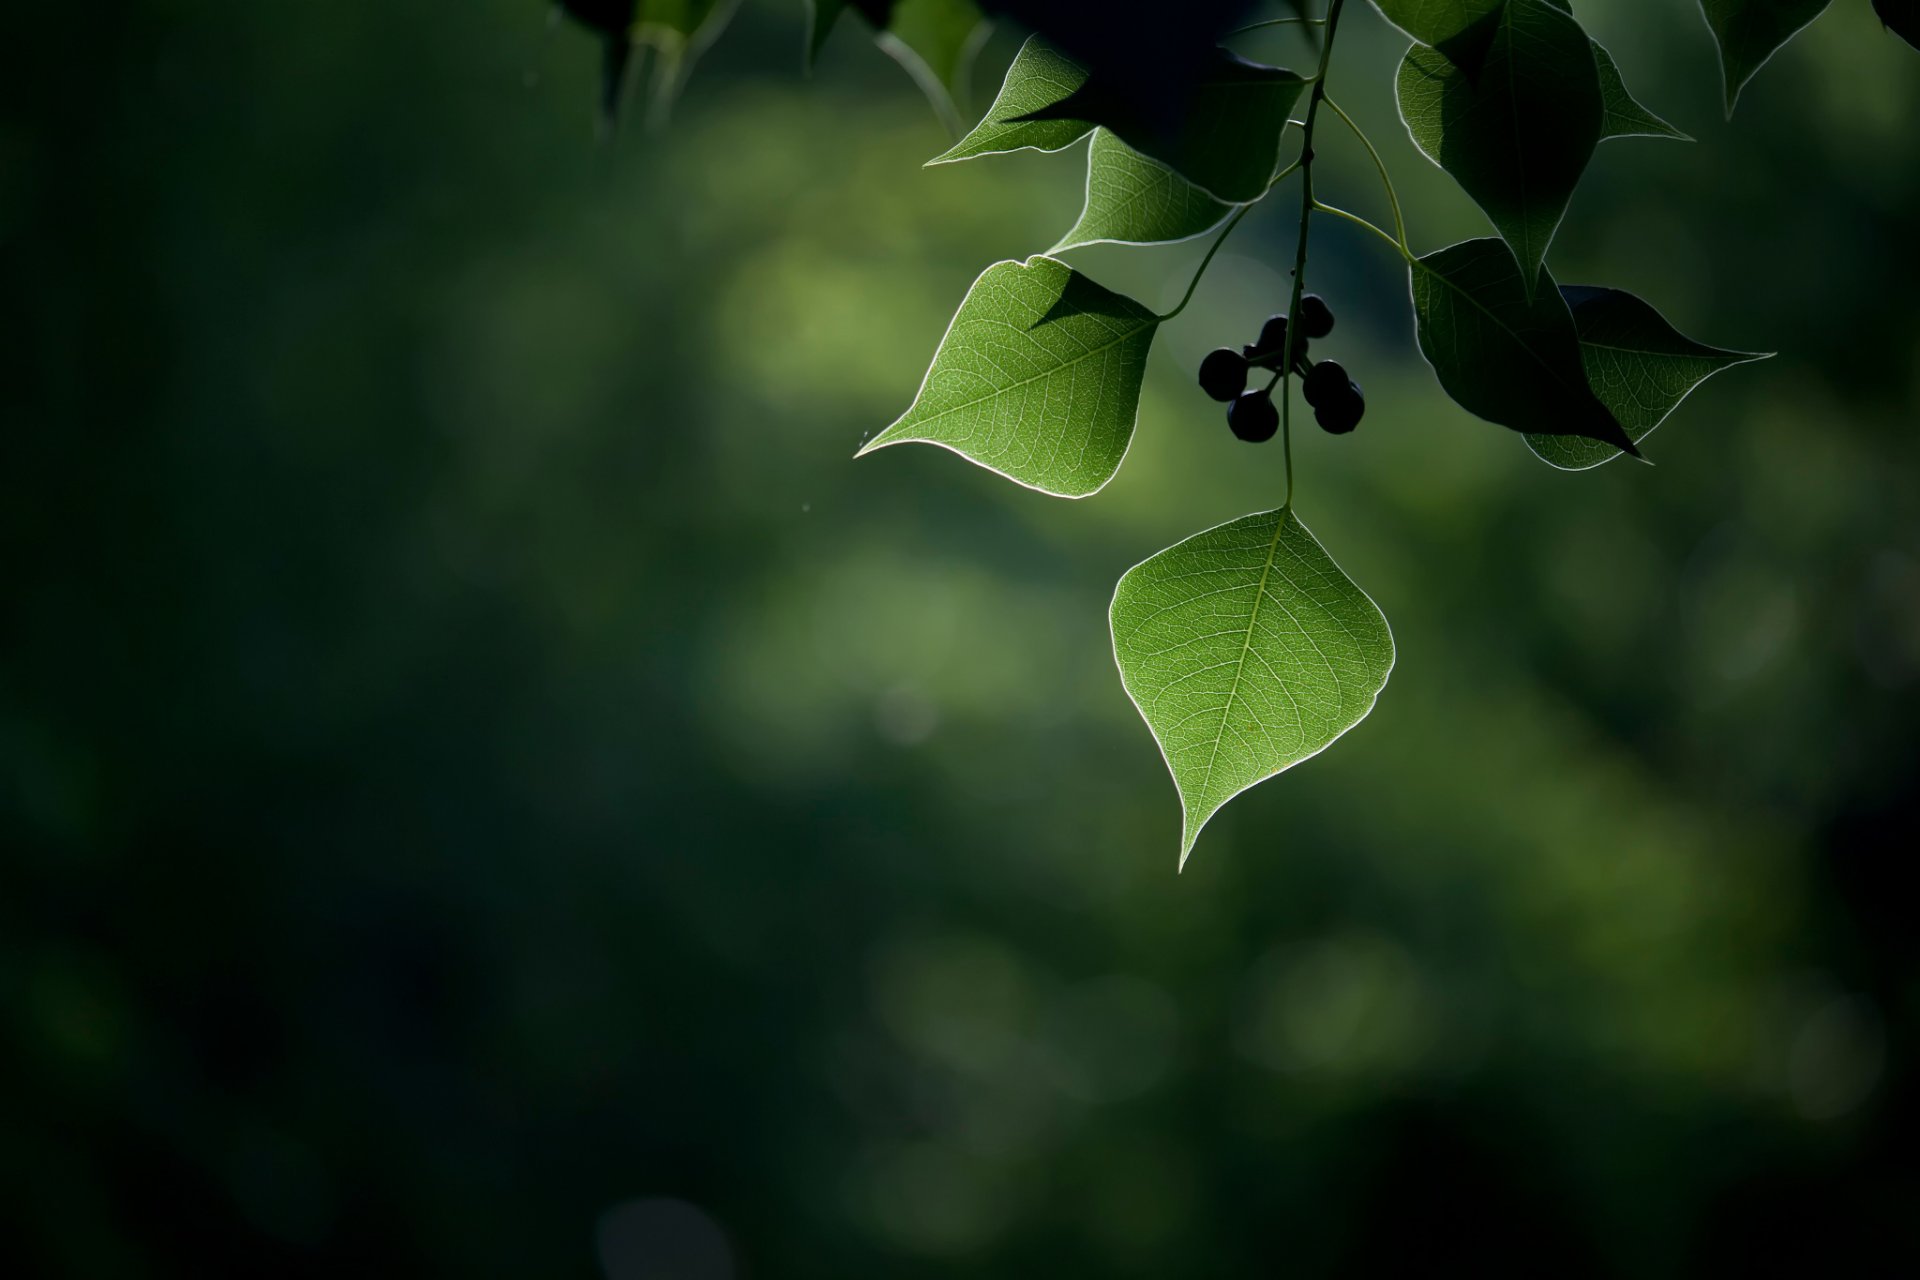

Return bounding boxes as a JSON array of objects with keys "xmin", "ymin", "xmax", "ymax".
[
  {"xmin": 1527, "ymin": 285, "xmax": 1768, "ymax": 469},
  {"xmin": 928, "ymin": 36, "xmax": 1093, "ymax": 164},
  {"xmin": 1051, "ymin": 130, "xmax": 1236, "ymax": 252},
  {"xmin": 857, "ymin": 256, "xmax": 1158, "ymax": 497},
  {"xmin": 1396, "ymin": 0, "xmax": 1603, "ymax": 285},
  {"xmin": 1699, "ymin": 0, "xmax": 1834, "ymax": 115},
  {"xmin": 1409, "ymin": 238, "xmax": 1639, "ymax": 457},
  {"xmin": 1112, "ymin": 507, "xmax": 1395, "ymax": 868},
  {"xmin": 1011, "ymin": 48, "xmax": 1305, "ymax": 202}
]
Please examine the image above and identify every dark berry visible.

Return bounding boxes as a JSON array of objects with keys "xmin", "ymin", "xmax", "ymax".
[
  {"xmin": 1314, "ymin": 381, "xmax": 1365, "ymax": 434},
  {"xmin": 1198, "ymin": 347, "xmax": 1248, "ymax": 402},
  {"xmin": 1302, "ymin": 359, "xmax": 1348, "ymax": 407},
  {"xmin": 1298, "ymin": 294, "xmax": 1335, "ymax": 339},
  {"xmin": 1228, "ymin": 390, "xmax": 1279, "ymax": 442},
  {"xmin": 1254, "ymin": 314, "xmax": 1290, "ymax": 359}
]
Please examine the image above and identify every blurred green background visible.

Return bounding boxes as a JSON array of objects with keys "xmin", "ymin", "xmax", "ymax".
[{"xmin": 5, "ymin": 1, "xmax": 1919, "ymax": 1275}]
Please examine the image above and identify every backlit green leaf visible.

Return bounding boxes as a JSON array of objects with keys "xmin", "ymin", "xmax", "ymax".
[
  {"xmin": 1396, "ymin": 0, "xmax": 1602, "ymax": 285},
  {"xmin": 1370, "ymin": 0, "xmax": 1507, "ymax": 65},
  {"xmin": 1112, "ymin": 508, "xmax": 1395, "ymax": 868},
  {"xmin": 1527, "ymin": 285, "xmax": 1767, "ymax": 469},
  {"xmin": 1051, "ymin": 130, "xmax": 1236, "ymax": 253},
  {"xmin": 857, "ymin": 256, "xmax": 1158, "ymax": 497},
  {"xmin": 1409, "ymin": 238, "xmax": 1639, "ymax": 457},
  {"xmin": 928, "ymin": 36, "xmax": 1093, "ymax": 164},
  {"xmin": 1699, "ymin": 0, "xmax": 1833, "ymax": 115}
]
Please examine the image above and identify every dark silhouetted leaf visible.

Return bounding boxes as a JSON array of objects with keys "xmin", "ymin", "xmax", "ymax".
[
  {"xmin": 1527, "ymin": 285, "xmax": 1767, "ymax": 469},
  {"xmin": 1397, "ymin": 0, "xmax": 1603, "ymax": 284},
  {"xmin": 1112, "ymin": 508, "xmax": 1394, "ymax": 868},
  {"xmin": 1873, "ymin": 0, "xmax": 1920, "ymax": 50},
  {"xmin": 1700, "ymin": 0, "xmax": 1834, "ymax": 115},
  {"xmin": 1409, "ymin": 238, "xmax": 1639, "ymax": 457},
  {"xmin": 857, "ymin": 257, "xmax": 1158, "ymax": 497},
  {"xmin": 1370, "ymin": 0, "xmax": 1508, "ymax": 67}
]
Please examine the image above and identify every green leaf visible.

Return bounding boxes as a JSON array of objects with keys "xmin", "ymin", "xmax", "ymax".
[
  {"xmin": 1396, "ymin": 0, "xmax": 1603, "ymax": 284},
  {"xmin": 1111, "ymin": 507, "xmax": 1395, "ymax": 868},
  {"xmin": 857, "ymin": 256, "xmax": 1158, "ymax": 497},
  {"xmin": 1592, "ymin": 38, "xmax": 1691, "ymax": 141},
  {"xmin": 1527, "ymin": 285, "xmax": 1767, "ymax": 469},
  {"xmin": 929, "ymin": 36, "xmax": 1094, "ymax": 164},
  {"xmin": 1409, "ymin": 238, "xmax": 1640, "ymax": 457},
  {"xmin": 1369, "ymin": 0, "xmax": 1508, "ymax": 65},
  {"xmin": 1012, "ymin": 49, "xmax": 1305, "ymax": 203},
  {"xmin": 1699, "ymin": 0, "xmax": 1833, "ymax": 115},
  {"xmin": 1875, "ymin": 0, "xmax": 1920, "ymax": 51},
  {"xmin": 1051, "ymin": 130, "xmax": 1236, "ymax": 253},
  {"xmin": 805, "ymin": 0, "xmax": 845, "ymax": 67},
  {"xmin": 873, "ymin": 0, "xmax": 991, "ymax": 135}
]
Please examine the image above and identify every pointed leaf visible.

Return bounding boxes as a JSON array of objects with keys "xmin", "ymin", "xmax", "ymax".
[
  {"xmin": 1592, "ymin": 38, "xmax": 1691, "ymax": 141},
  {"xmin": 1527, "ymin": 285, "xmax": 1767, "ymax": 469},
  {"xmin": 1112, "ymin": 508, "xmax": 1395, "ymax": 867},
  {"xmin": 1699, "ymin": 0, "xmax": 1833, "ymax": 114},
  {"xmin": 1409, "ymin": 238, "xmax": 1640, "ymax": 456},
  {"xmin": 625, "ymin": 0, "xmax": 741, "ymax": 125},
  {"xmin": 1014, "ymin": 49, "xmax": 1305, "ymax": 203},
  {"xmin": 1369, "ymin": 0, "xmax": 1507, "ymax": 66},
  {"xmin": 929, "ymin": 36, "xmax": 1093, "ymax": 164},
  {"xmin": 1396, "ymin": 0, "xmax": 1603, "ymax": 284},
  {"xmin": 1052, "ymin": 130, "xmax": 1236, "ymax": 252},
  {"xmin": 857, "ymin": 257, "xmax": 1158, "ymax": 497},
  {"xmin": 1873, "ymin": 0, "xmax": 1920, "ymax": 50}
]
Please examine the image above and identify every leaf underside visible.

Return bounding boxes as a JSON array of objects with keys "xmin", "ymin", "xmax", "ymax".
[
  {"xmin": 1527, "ymin": 285, "xmax": 1766, "ymax": 469},
  {"xmin": 1410, "ymin": 238, "xmax": 1638, "ymax": 457},
  {"xmin": 858, "ymin": 256, "xmax": 1158, "ymax": 498},
  {"xmin": 1052, "ymin": 130, "xmax": 1236, "ymax": 252},
  {"xmin": 1112, "ymin": 507, "xmax": 1395, "ymax": 867},
  {"xmin": 1699, "ymin": 0, "xmax": 1834, "ymax": 114},
  {"xmin": 929, "ymin": 35, "xmax": 1094, "ymax": 163},
  {"xmin": 1396, "ymin": 0, "xmax": 1603, "ymax": 286}
]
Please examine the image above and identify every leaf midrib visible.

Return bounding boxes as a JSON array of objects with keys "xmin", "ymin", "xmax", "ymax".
[{"xmin": 885, "ymin": 313, "xmax": 1155, "ymax": 436}]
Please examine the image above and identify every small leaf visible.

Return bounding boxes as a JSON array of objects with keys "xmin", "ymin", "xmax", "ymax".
[
  {"xmin": 1409, "ymin": 238, "xmax": 1640, "ymax": 457},
  {"xmin": 1592, "ymin": 38, "xmax": 1691, "ymax": 141},
  {"xmin": 873, "ymin": 0, "xmax": 991, "ymax": 135},
  {"xmin": 1370, "ymin": 0, "xmax": 1508, "ymax": 66},
  {"xmin": 1396, "ymin": 0, "xmax": 1603, "ymax": 285},
  {"xmin": 928, "ymin": 36, "xmax": 1093, "ymax": 163},
  {"xmin": 1013, "ymin": 48, "xmax": 1305, "ymax": 202},
  {"xmin": 857, "ymin": 256, "xmax": 1158, "ymax": 497},
  {"xmin": 1527, "ymin": 285, "xmax": 1768, "ymax": 469},
  {"xmin": 1699, "ymin": 0, "xmax": 1834, "ymax": 115},
  {"xmin": 1052, "ymin": 130, "xmax": 1236, "ymax": 252},
  {"xmin": 1873, "ymin": 0, "xmax": 1920, "ymax": 50},
  {"xmin": 1111, "ymin": 507, "xmax": 1395, "ymax": 868}
]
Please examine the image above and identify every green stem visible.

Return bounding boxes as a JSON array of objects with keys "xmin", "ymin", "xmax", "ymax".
[
  {"xmin": 1324, "ymin": 96, "xmax": 1409, "ymax": 252},
  {"xmin": 1226, "ymin": 16, "xmax": 1329, "ymax": 37},
  {"xmin": 1311, "ymin": 200, "xmax": 1412, "ymax": 261},
  {"xmin": 1158, "ymin": 156, "xmax": 1305, "ymax": 323},
  {"xmin": 1279, "ymin": 0, "xmax": 1348, "ymax": 511}
]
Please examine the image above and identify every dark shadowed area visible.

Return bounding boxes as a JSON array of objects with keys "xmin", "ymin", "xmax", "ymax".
[{"xmin": 4, "ymin": 1, "xmax": 1918, "ymax": 1275}]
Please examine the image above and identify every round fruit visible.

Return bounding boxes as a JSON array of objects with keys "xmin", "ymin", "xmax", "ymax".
[
  {"xmin": 1198, "ymin": 347, "xmax": 1249, "ymax": 402},
  {"xmin": 1298, "ymin": 294, "xmax": 1335, "ymax": 339},
  {"xmin": 1303, "ymin": 358, "xmax": 1348, "ymax": 407},
  {"xmin": 1315, "ymin": 382, "xmax": 1365, "ymax": 434},
  {"xmin": 1229, "ymin": 390, "xmax": 1279, "ymax": 442},
  {"xmin": 1255, "ymin": 313, "xmax": 1290, "ymax": 359}
]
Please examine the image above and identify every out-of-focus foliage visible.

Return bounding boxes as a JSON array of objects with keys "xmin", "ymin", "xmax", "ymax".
[{"xmin": 3, "ymin": 1, "xmax": 1919, "ymax": 1276}]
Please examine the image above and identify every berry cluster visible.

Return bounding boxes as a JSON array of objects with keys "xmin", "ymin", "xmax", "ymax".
[{"xmin": 1196, "ymin": 294, "xmax": 1365, "ymax": 442}]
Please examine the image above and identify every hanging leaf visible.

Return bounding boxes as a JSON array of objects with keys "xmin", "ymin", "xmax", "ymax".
[
  {"xmin": 1396, "ymin": 0, "xmax": 1603, "ymax": 286},
  {"xmin": 1592, "ymin": 39, "xmax": 1690, "ymax": 141},
  {"xmin": 1409, "ymin": 238, "xmax": 1640, "ymax": 457},
  {"xmin": 1527, "ymin": 285, "xmax": 1768, "ymax": 469},
  {"xmin": 1369, "ymin": 0, "xmax": 1508, "ymax": 67},
  {"xmin": 1872, "ymin": 0, "xmax": 1920, "ymax": 50},
  {"xmin": 805, "ymin": 0, "xmax": 988, "ymax": 131},
  {"xmin": 857, "ymin": 256, "xmax": 1158, "ymax": 497},
  {"xmin": 805, "ymin": 0, "xmax": 846, "ymax": 67},
  {"xmin": 1699, "ymin": 0, "xmax": 1834, "ymax": 115},
  {"xmin": 1051, "ymin": 130, "xmax": 1236, "ymax": 253},
  {"xmin": 929, "ymin": 36, "xmax": 1094, "ymax": 164},
  {"xmin": 1111, "ymin": 507, "xmax": 1395, "ymax": 868},
  {"xmin": 1011, "ymin": 48, "xmax": 1305, "ymax": 202}
]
